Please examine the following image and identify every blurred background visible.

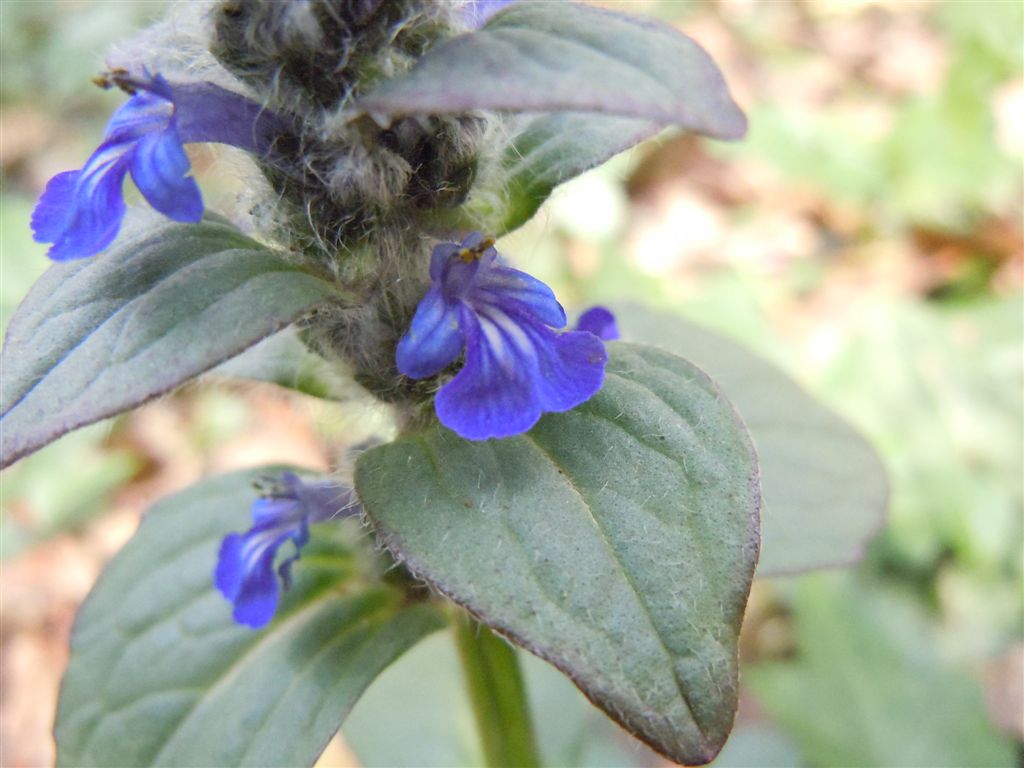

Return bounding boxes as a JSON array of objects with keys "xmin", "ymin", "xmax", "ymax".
[{"xmin": 1, "ymin": 1, "xmax": 1020, "ymax": 766}]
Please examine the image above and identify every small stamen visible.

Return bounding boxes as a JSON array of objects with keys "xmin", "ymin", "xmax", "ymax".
[
  {"xmin": 457, "ymin": 236, "xmax": 495, "ymax": 263},
  {"xmin": 92, "ymin": 68, "xmax": 136, "ymax": 95}
]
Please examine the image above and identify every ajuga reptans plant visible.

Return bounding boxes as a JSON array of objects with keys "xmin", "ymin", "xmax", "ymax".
[{"xmin": 0, "ymin": 2, "xmax": 865, "ymax": 766}]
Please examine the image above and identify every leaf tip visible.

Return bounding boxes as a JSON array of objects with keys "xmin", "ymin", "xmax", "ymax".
[{"xmin": 704, "ymin": 97, "xmax": 748, "ymax": 141}]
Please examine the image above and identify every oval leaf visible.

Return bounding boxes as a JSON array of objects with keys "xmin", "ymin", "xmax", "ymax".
[
  {"xmin": 614, "ymin": 305, "xmax": 888, "ymax": 575},
  {"xmin": 355, "ymin": 343, "xmax": 761, "ymax": 765},
  {"xmin": 55, "ymin": 468, "xmax": 445, "ymax": 767},
  {"xmin": 0, "ymin": 213, "xmax": 339, "ymax": 468},
  {"xmin": 357, "ymin": 3, "xmax": 746, "ymax": 140}
]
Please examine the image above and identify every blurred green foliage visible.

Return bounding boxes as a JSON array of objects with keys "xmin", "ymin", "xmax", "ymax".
[
  {"xmin": 0, "ymin": 1, "xmax": 165, "ymax": 107},
  {"xmin": 749, "ymin": 573, "xmax": 1016, "ymax": 768},
  {"xmin": 0, "ymin": 423, "xmax": 139, "ymax": 559},
  {"xmin": 714, "ymin": 0, "xmax": 1022, "ymax": 228},
  {"xmin": 0, "ymin": 196, "xmax": 48, "ymax": 334}
]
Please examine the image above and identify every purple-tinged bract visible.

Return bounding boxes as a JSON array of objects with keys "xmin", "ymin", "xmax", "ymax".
[{"xmin": 397, "ymin": 233, "xmax": 608, "ymax": 441}]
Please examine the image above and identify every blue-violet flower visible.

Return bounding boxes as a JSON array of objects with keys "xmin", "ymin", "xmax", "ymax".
[
  {"xmin": 215, "ymin": 472, "xmax": 358, "ymax": 629},
  {"xmin": 31, "ymin": 71, "xmax": 281, "ymax": 261},
  {"xmin": 396, "ymin": 233, "xmax": 609, "ymax": 441},
  {"xmin": 575, "ymin": 306, "xmax": 620, "ymax": 341}
]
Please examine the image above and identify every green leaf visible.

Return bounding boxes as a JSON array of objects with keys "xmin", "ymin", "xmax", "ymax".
[
  {"xmin": 747, "ymin": 574, "xmax": 1016, "ymax": 767},
  {"xmin": 0, "ymin": 213, "xmax": 339, "ymax": 468},
  {"xmin": 55, "ymin": 468, "xmax": 445, "ymax": 768},
  {"xmin": 358, "ymin": 3, "xmax": 746, "ymax": 140},
  {"xmin": 462, "ymin": 113, "xmax": 660, "ymax": 235},
  {"xmin": 355, "ymin": 342, "xmax": 760, "ymax": 765},
  {"xmin": 615, "ymin": 305, "xmax": 887, "ymax": 576},
  {"xmin": 211, "ymin": 326, "xmax": 343, "ymax": 400}
]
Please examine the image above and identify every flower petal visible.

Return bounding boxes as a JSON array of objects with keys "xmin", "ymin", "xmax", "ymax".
[
  {"xmin": 528, "ymin": 326, "xmax": 607, "ymax": 412},
  {"xmin": 170, "ymin": 81, "xmax": 284, "ymax": 151},
  {"xmin": 215, "ymin": 473, "xmax": 362, "ymax": 629},
  {"xmin": 250, "ymin": 497, "xmax": 301, "ymax": 528},
  {"xmin": 402, "ymin": 232, "xmax": 611, "ymax": 440},
  {"xmin": 104, "ymin": 89, "xmax": 174, "ymax": 144},
  {"xmin": 575, "ymin": 306, "xmax": 620, "ymax": 341},
  {"xmin": 430, "ymin": 242, "xmax": 461, "ymax": 281},
  {"xmin": 214, "ymin": 533, "xmax": 246, "ymax": 601},
  {"xmin": 214, "ymin": 530, "xmax": 283, "ymax": 628},
  {"xmin": 44, "ymin": 142, "xmax": 130, "ymax": 261},
  {"xmin": 32, "ymin": 92, "xmax": 164, "ymax": 260},
  {"xmin": 215, "ymin": 528, "xmax": 287, "ymax": 629},
  {"xmin": 30, "ymin": 72, "xmax": 277, "ymax": 262},
  {"xmin": 435, "ymin": 306, "xmax": 545, "ymax": 440},
  {"xmin": 30, "ymin": 170, "xmax": 79, "ymax": 243},
  {"xmin": 397, "ymin": 286, "xmax": 464, "ymax": 379},
  {"xmin": 130, "ymin": 125, "xmax": 203, "ymax": 222},
  {"xmin": 474, "ymin": 264, "xmax": 567, "ymax": 329},
  {"xmin": 276, "ymin": 518, "xmax": 310, "ymax": 590}
]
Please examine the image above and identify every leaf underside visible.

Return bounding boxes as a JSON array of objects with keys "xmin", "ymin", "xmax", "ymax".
[
  {"xmin": 0, "ymin": 213, "xmax": 338, "ymax": 468},
  {"xmin": 399, "ymin": 3, "xmax": 745, "ymax": 235},
  {"xmin": 356, "ymin": 342, "xmax": 761, "ymax": 765},
  {"xmin": 358, "ymin": 3, "xmax": 746, "ymax": 140}
]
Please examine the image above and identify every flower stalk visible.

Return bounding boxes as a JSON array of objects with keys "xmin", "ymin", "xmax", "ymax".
[{"xmin": 454, "ymin": 614, "xmax": 541, "ymax": 768}]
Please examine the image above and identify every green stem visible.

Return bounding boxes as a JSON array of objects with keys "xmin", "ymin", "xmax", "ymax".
[{"xmin": 454, "ymin": 614, "xmax": 541, "ymax": 768}]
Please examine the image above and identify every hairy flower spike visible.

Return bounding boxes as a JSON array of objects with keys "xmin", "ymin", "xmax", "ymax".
[
  {"xmin": 209, "ymin": 0, "xmax": 483, "ymax": 252},
  {"xmin": 397, "ymin": 233, "xmax": 608, "ymax": 440},
  {"xmin": 31, "ymin": 72, "xmax": 282, "ymax": 261},
  {"xmin": 215, "ymin": 472, "xmax": 359, "ymax": 629}
]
